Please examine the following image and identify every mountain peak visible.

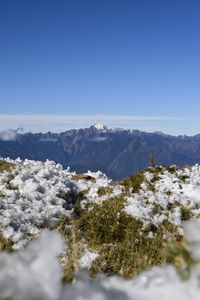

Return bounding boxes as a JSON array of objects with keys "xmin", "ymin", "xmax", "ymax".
[{"xmin": 92, "ymin": 124, "xmax": 108, "ymax": 131}]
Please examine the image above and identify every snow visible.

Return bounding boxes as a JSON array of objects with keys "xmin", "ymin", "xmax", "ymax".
[
  {"xmin": 125, "ymin": 166, "xmax": 200, "ymax": 229},
  {"xmin": 0, "ymin": 158, "xmax": 121, "ymax": 249},
  {"xmin": 62, "ymin": 266, "xmax": 199, "ymax": 300},
  {"xmin": 79, "ymin": 247, "xmax": 99, "ymax": 268},
  {"xmin": 75, "ymin": 170, "xmax": 123, "ymax": 206},
  {"xmin": 0, "ymin": 159, "xmax": 74, "ymax": 248},
  {"xmin": 0, "ymin": 230, "xmax": 63, "ymax": 300},
  {"xmin": 93, "ymin": 124, "xmax": 107, "ymax": 130},
  {"xmin": 184, "ymin": 220, "xmax": 200, "ymax": 261}
]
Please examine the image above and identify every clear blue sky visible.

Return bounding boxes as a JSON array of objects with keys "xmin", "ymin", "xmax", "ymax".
[{"xmin": 0, "ymin": 0, "xmax": 200, "ymax": 134}]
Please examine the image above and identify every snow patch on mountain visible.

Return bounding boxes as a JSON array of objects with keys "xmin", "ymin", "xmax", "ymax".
[{"xmin": 93, "ymin": 124, "xmax": 108, "ymax": 131}]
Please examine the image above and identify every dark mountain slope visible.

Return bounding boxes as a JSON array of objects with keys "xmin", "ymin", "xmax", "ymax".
[{"xmin": 1, "ymin": 125, "xmax": 200, "ymax": 179}]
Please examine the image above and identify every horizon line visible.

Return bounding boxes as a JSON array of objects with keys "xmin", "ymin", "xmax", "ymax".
[{"xmin": 0, "ymin": 114, "xmax": 197, "ymax": 136}]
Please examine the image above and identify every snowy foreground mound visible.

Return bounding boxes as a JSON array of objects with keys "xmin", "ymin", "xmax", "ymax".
[
  {"xmin": 1, "ymin": 158, "xmax": 200, "ymax": 298},
  {"xmin": 0, "ymin": 158, "xmax": 121, "ymax": 249},
  {"xmin": 0, "ymin": 221, "xmax": 200, "ymax": 300},
  {"xmin": 1, "ymin": 158, "xmax": 200, "ymax": 250}
]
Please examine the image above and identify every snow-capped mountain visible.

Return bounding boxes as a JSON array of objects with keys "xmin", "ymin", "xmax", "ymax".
[{"xmin": 1, "ymin": 125, "xmax": 200, "ymax": 180}]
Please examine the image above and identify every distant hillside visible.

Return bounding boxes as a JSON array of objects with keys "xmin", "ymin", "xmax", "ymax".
[{"xmin": 1, "ymin": 125, "xmax": 200, "ymax": 179}]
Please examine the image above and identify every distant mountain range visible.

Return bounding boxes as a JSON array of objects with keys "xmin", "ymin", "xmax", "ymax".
[{"xmin": 1, "ymin": 124, "xmax": 200, "ymax": 179}]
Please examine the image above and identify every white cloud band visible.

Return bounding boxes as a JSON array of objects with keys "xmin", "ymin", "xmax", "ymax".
[{"xmin": 0, "ymin": 114, "xmax": 194, "ymax": 135}]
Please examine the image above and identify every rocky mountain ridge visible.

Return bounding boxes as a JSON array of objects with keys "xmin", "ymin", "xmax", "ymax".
[{"xmin": 1, "ymin": 125, "xmax": 200, "ymax": 179}]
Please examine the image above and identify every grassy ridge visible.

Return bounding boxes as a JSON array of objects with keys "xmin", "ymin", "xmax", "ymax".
[
  {"xmin": 0, "ymin": 160, "xmax": 195, "ymax": 282},
  {"xmin": 60, "ymin": 166, "xmax": 194, "ymax": 282}
]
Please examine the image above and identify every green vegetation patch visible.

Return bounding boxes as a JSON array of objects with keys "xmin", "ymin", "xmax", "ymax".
[
  {"xmin": 180, "ymin": 205, "xmax": 192, "ymax": 221},
  {"xmin": 47, "ymin": 165, "xmax": 196, "ymax": 282},
  {"xmin": 166, "ymin": 165, "xmax": 177, "ymax": 174},
  {"xmin": 166, "ymin": 237, "xmax": 194, "ymax": 279},
  {"xmin": 148, "ymin": 166, "xmax": 164, "ymax": 174},
  {"xmin": 121, "ymin": 172, "xmax": 145, "ymax": 193},
  {"xmin": 120, "ymin": 168, "xmax": 163, "ymax": 194},
  {"xmin": 60, "ymin": 188, "xmax": 194, "ymax": 282},
  {"xmin": 0, "ymin": 231, "xmax": 14, "ymax": 252},
  {"xmin": 62, "ymin": 196, "xmax": 176, "ymax": 280},
  {"xmin": 0, "ymin": 190, "xmax": 6, "ymax": 198},
  {"xmin": 71, "ymin": 174, "xmax": 96, "ymax": 182},
  {"xmin": 97, "ymin": 186, "xmax": 113, "ymax": 196},
  {"xmin": 0, "ymin": 160, "xmax": 15, "ymax": 173},
  {"xmin": 60, "ymin": 166, "xmax": 196, "ymax": 282}
]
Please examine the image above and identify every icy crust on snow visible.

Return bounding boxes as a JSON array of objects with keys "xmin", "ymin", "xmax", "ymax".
[
  {"xmin": 0, "ymin": 221, "xmax": 200, "ymax": 300},
  {"xmin": 0, "ymin": 158, "xmax": 121, "ymax": 249},
  {"xmin": 125, "ymin": 165, "xmax": 200, "ymax": 229}
]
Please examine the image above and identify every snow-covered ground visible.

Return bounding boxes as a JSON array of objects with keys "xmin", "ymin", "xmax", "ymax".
[
  {"xmin": 0, "ymin": 158, "xmax": 122, "ymax": 249},
  {"xmin": 1, "ymin": 158, "xmax": 200, "ymax": 249},
  {"xmin": 125, "ymin": 165, "xmax": 200, "ymax": 230},
  {"xmin": 0, "ymin": 221, "xmax": 199, "ymax": 300},
  {"xmin": 0, "ymin": 158, "xmax": 200, "ymax": 298}
]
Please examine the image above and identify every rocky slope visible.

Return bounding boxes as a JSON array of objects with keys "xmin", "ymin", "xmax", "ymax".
[{"xmin": 1, "ymin": 125, "xmax": 200, "ymax": 179}]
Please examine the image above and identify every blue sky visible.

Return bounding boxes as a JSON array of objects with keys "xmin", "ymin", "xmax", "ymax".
[{"xmin": 0, "ymin": 0, "xmax": 200, "ymax": 134}]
